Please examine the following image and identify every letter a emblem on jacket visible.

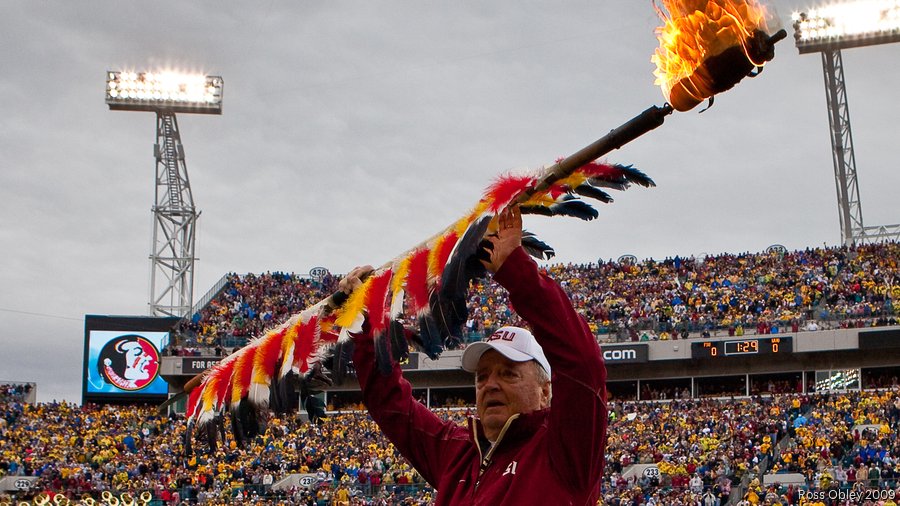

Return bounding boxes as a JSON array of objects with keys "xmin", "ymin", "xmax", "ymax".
[{"xmin": 503, "ymin": 461, "xmax": 517, "ymax": 476}]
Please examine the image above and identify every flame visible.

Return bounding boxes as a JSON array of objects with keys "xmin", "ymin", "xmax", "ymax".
[{"xmin": 652, "ymin": 0, "xmax": 771, "ymax": 110}]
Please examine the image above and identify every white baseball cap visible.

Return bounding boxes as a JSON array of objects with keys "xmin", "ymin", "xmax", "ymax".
[{"xmin": 461, "ymin": 326, "xmax": 551, "ymax": 377}]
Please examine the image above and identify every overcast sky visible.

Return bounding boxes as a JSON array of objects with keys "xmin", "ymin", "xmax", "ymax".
[{"xmin": 1, "ymin": 1, "xmax": 898, "ymax": 402}]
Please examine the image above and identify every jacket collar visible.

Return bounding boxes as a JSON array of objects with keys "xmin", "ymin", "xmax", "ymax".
[{"xmin": 469, "ymin": 407, "xmax": 549, "ymax": 458}]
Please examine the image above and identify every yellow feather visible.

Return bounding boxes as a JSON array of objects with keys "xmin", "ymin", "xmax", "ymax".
[
  {"xmin": 320, "ymin": 316, "xmax": 335, "ymax": 334},
  {"xmin": 453, "ymin": 206, "xmax": 483, "ymax": 237},
  {"xmin": 557, "ymin": 173, "xmax": 588, "ymax": 189},
  {"xmin": 200, "ymin": 378, "xmax": 217, "ymax": 413},
  {"xmin": 334, "ymin": 276, "xmax": 372, "ymax": 328},
  {"xmin": 282, "ymin": 321, "xmax": 299, "ymax": 358},
  {"xmin": 523, "ymin": 193, "xmax": 556, "ymax": 206},
  {"xmin": 428, "ymin": 234, "xmax": 448, "ymax": 280},
  {"xmin": 453, "ymin": 217, "xmax": 470, "ymax": 237},
  {"xmin": 251, "ymin": 334, "xmax": 275, "ymax": 385},
  {"xmin": 392, "ymin": 257, "xmax": 411, "ymax": 294},
  {"xmin": 231, "ymin": 349, "xmax": 252, "ymax": 405},
  {"xmin": 391, "ymin": 256, "xmax": 411, "ymax": 301}
]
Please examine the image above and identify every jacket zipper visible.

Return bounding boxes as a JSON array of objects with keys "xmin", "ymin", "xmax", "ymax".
[{"xmin": 473, "ymin": 413, "xmax": 520, "ymax": 493}]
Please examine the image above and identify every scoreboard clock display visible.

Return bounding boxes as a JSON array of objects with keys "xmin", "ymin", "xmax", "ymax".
[{"xmin": 691, "ymin": 336, "xmax": 793, "ymax": 359}]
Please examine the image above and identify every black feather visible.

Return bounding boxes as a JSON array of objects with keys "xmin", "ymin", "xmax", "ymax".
[
  {"xmin": 521, "ymin": 233, "xmax": 556, "ymax": 260},
  {"xmin": 616, "ymin": 163, "xmax": 656, "ymax": 188},
  {"xmin": 548, "ymin": 200, "xmax": 598, "ymax": 221},
  {"xmin": 183, "ymin": 421, "xmax": 194, "ymax": 457},
  {"xmin": 388, "ymin": 320, "xmax": 410, "ymax": 363},
  {"xmin": 441, "ymin": 215, "xmax": 491, "ymax": 302},
  {"xmin": 374, "ymin": 333, "xmax": 393, "ymax": 376},
  {"xmin": 204, "ymin": 419, "xmax": 218, "ymax": 453},
  {"xmin": 230, "ymin": 411, "xmax": 245, "ymax": 449},
  {"xmin": 519, "ymin": 205, "xmax": 554, "ymax": 217},
  {"xmin": 232, "ymin": 398, "xmax": 263, "ymax": 448},
  {"xmin": 406, "ymin": 330, "xmax": 427, "ymax": 355},
  {"xmin": 429, "ymin": 289, "xmax": 466, "ymax": 350},
  {"xmin": 416, "ymin": 313, "xmax": 444, "ymax": 360},
  {"xmin": 470, "ymin": 239, "xmax": 492, "ymax": 278},
  {"xmin": 587, "ymin": 177, "xmax": 629, "ymax": 191},
  {"xmin": 587, "ymin": 164, "xmax": 655, "ymax": 190},
  {"xmin": 271, "ymin": 371, "xmax": 301, "ymax": 414},
  {"xmin": 573, "ymin": 184, "xmax": 613, "ymax": 204},
  {"xmin": 329, "ymin": 341, "xmax": 347, "ymax": 385},
  {"xmin": 429, "ymin": 215, "xmax": 492, "ymax": 349},
  {"xmin": 305, "ymin": 362, "xmax": 334, "ymax": 391}
]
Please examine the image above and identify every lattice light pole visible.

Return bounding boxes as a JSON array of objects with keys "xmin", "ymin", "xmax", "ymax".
[
  {"xmin": 106, "ymin": 71, "xmax": 224, "ymax": 316},
  {"xmin": 793, "ymin": 0, "xmax": 900, "ymax": 246}
]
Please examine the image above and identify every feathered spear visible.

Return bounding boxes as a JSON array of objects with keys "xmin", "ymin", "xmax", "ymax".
[{"xmin": 169, "ymin": 104, "xmax": 671, "ymax": 452}]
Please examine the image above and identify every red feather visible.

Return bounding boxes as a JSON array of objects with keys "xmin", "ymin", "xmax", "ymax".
[
  {"xmin": 432, "ymin": 232, "xmax": 458, "ymax": 287},
  {"xmin": 185, "ymin": 384, "xmax": 203, "ymax": 419},
  {"xmin": 254, "ymin": 329, "xmax": 286, "ymax": 383},
  {"xmin": 213, "ymin": 359, "xmax": 236, "ymax": 410},
  {"xmin": 483, "ymin": 174, "xmax": 536, "ymax": 212},
  {"xmin": 317, "ymin": 314, "xmax": 340, "ymax": 345},
  {"xmin": 365, "ymin": 269, "xmax": 393, "ymax": 336},
  {"xmin": 547, "ymin": 183, "xmax": 568, "ymax": 200},
  {"xmin": 232, "ymin": 346, "xmax": 255, "ymax": 405},
  {"xmin": 405, "ymin": 248, "xmax": 431, "ymax": 314},
  {"xmin": 292, "ymin": 317, "xmax": 318, "ymax": 374},
  {"xmin": 574, "ymin": 161, "xmax": 621, "ymax": 179},
  {"xmin": 320, "ymin": 329, "xmax": 339, "ymax": 344}
]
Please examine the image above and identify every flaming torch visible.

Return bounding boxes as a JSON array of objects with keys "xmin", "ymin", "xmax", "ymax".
[{"xmin": 653, "ymin": 0, "xmax": 787, "ymax": 111}]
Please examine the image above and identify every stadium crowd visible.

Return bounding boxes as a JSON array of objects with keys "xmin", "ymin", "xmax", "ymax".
[
  {"xmin": 5, "ymin": 243, "xmax": 900, "ymax": 504},
  {"xmin": 0, "ymin": 401, "xmax": 434, "ymax": 505},
  {"xmin": 3, "ymin": 388, "xmax": 900, "ymax": 504},
  {"xmin": 170, "ymin": 243, "xmax": 900, "ymax": 354}
]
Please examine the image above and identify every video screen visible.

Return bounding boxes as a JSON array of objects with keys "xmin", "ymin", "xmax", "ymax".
[{"xmin": 83, "ymin": 315, "xmax": 178, "ymax": 402}]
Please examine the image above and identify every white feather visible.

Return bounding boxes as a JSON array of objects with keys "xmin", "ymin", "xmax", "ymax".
[
  {"xmin": 337, "ymin": 319, "xmax": 363, "ymax": 344},
  {"xmin": 390, "ymin": 289, "xmax": 405, "ymax": 319},
  {"xmin": 300, "ymin": 300, "xmax": 327, "ymax": 322},
  {"xmin": 278, "ymin": 342, "xmax": 295, "ymax": 380},
  {"xmin": 248, "ymin": 383, "xmax": 270, "ymax": 407},
  {"xmin": 197, "ymin": 408, "xmax": 215, "ymax": 427},
  {"xmin": 347, "ymin": 312, "xmax": 365, "ymax": 334}
]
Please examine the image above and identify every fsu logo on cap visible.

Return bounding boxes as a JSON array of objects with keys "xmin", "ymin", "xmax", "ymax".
[
  {"xmin": 97, "ymin": 335, "xmax": 160, "ymax": 391},
  {"xmin": 488, "ymin": 329, "xmax": 517, "ymax": 342}
]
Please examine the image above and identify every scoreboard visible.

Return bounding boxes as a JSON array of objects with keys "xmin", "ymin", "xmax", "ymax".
[{"xmin": 691, "ymin": 336, "xmax": 793, "ymax": 359}]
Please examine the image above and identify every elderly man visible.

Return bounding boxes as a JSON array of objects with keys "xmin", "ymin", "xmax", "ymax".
[{"xmin": 344, "ymin": 205, "xmax": 608, "ymax": 505}]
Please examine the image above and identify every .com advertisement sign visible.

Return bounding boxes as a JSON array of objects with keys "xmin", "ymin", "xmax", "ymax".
[{"xmin": 85, "ymin": 330, "xmax": 169, "ymax": 395}]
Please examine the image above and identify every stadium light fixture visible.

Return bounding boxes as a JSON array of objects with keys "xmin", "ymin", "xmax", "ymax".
[
  {"xmin": 105, "ymin": 68, "xmax": 223, "ymax": 316},
  {"xmin": 106, "ymin": 70, "xmax": 224, "ymax": 114},
  {"xmin": 793, "ymin": 0, "xmax": 900, "ymax": 54}
]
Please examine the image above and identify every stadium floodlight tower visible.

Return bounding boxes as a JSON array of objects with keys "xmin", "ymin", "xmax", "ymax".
[
  {"xmin": 793, "ymin": 0, "xmax": 900, "ymax": 246},
  {"xmin": 106, "ymin": 71, "xmax": 223, "ymax": 317}
]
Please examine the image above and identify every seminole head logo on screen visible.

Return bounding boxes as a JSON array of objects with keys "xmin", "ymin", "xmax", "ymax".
[{"xmin": 97, "ymin": 335, "xmax": 160, "ymax": 391}]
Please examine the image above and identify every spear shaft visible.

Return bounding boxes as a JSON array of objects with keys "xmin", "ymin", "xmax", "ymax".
[{"xmin": 520, "ymin": 103, "xmax": 674, "ymax": 201}]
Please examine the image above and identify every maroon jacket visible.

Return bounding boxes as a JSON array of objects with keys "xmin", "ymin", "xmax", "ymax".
[{"xmin": 353, "ymin": 246, "xmax": 608, "ymax": 505}]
